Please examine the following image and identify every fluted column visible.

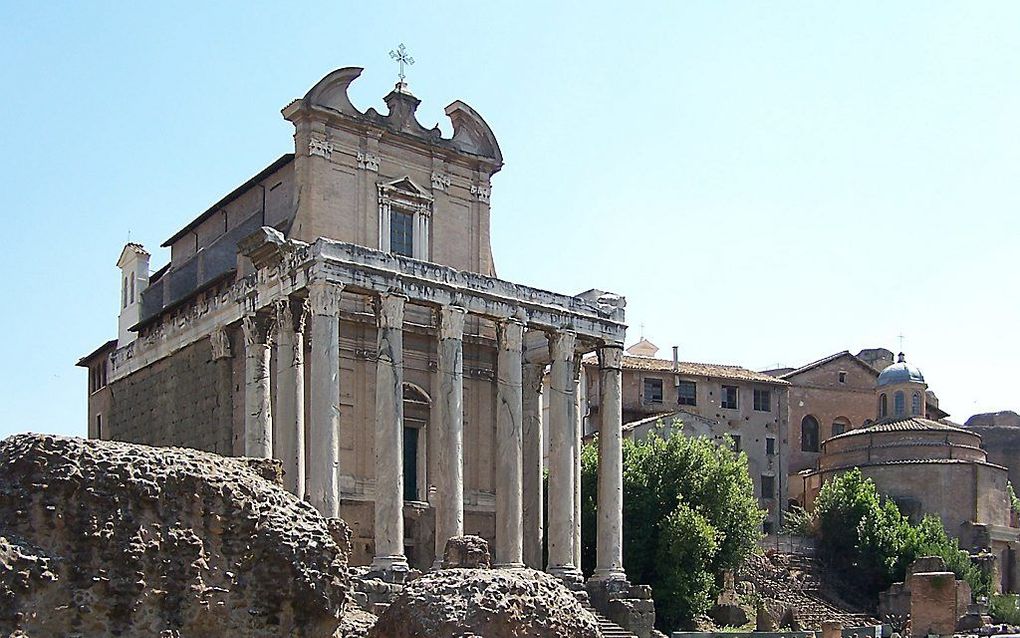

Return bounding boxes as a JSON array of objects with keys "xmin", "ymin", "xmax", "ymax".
[
  {"xmin": 275, "ymin": 298, "xmax": 307, "ymax": 498},
  {"xmin": 495, "ymin": 318, "xmax": 525, "ymax": 567},
  {"xmin": 433, "ymin": 305, "xmax": 466, "ymax": 565},
  {"xmin": 308, "ymin": 281, "xmax": 343, "ymax": 518},
  {"xmin": 592, "ymin": 345, "xmax": 627, "ymax": 582},
  {"xmin": 373, "ymin": 293, "xmax": 408, "ymax": 571},
  {"xmin": 242, "ymin": 312, "xmax": 274, "ymax": 458},
  {"xmin": 522, "ymin": 361, "xmax": 545, "ymax": 569},
  {"xmin": 547, "ymin": 329, "xmax": 582, "ymax": 584}
]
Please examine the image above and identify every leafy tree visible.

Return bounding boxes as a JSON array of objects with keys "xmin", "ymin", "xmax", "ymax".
[{"xmin": 581, "ymin": 423, "xmax": 764, "ymax": 631}]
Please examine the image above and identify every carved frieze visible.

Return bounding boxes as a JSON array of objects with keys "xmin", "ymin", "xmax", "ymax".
[
  {"xmin": 357, "ymin": 151, "xmax": 380, "ymax": 172},
  {"xmin": 470, "ymin": 184, "xmax": 491, "ymax": 203},
  {"xmin": 431, "ymin": 171, "xmax": 451, "ymax": 191},
  {"xmin": 308, "ymin": 135, "xmax": 333, "ymax": 160}
]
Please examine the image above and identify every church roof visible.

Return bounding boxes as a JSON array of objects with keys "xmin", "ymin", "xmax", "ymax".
[
  {"xmin": 584, "ymin": 353, "xmax": 789, "ymax": 386},
  {"xmin": 876, "ymin": 353, "xmax": 924, "ymax": 387},
  {"xmin": 826, "ymin": 416, "xmax": 971, "ymax": 442},
  {"xmin": 777, "ymin": 350, "xmax": 878, "ymax": 380}
]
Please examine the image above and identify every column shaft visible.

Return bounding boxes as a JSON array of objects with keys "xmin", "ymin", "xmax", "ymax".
[
  {"xmin": 210, "ymin": 328, "xmax": 234, "ymax": 456},
  {"xmin": 308, "ymin": 281, "xmax": 343, "ymax": 518},
  {"xmin": 275, "ymin": 299, "xmax": 307, "ymax": 498},
  {"xmin": 573, "ymin": 361, "xmax": 584, "ymax": 570},
  {"xmin": 373, "ymin": 293, "xmax": 408, "ymax": 570},
  {"xmin": 522, "ymin": 361, "xmax": 545, "ymax": 569},
  {"xmin": 593, "ymin": 345, "xmax": 627, "ymax": 582},
  {"xmin": 434, "ymin": 305, "xmax": 466, "ymax": 564},
  {"xmin": 243, "ymin": 313, "xmax": 273, "ymax": 458},
  {"xmin": 495, "ymin": 319, "xmax": 525, "ymax": 567},
  {"xmin": 547, "ymin": 330, "xmax": 582, "ymax": 583}
]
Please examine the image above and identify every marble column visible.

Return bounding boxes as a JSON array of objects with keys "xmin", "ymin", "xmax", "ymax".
[
  {"xmin": 307, "ymin": 281, "xmax": 343, "ymax": 518},
  {"xmin": 242, "ymin": 312, "xmax": 273, "ymax": 458},
  {"xmin": 433, "ymin": 305, "xmax": 466, "ymax": 565},
  {"xmin": 573, "ymin": 358, "xmax": 584, "ymax": 571},
  {"xmin": 495, "ymin": 319, "xmax": 525, "ymax": 567},
  {"xmin": 275, "ymin": 298, "xmax": 307, "ymax": 498},
  {"xmin": 210, "ymin": 327, "xmax": 234, "ymax": 455},
  {"xmin": 373, "ymin": 293, "xmax": 408, "ymax": 571},
  {"xmin": 547, "ymin": 329, "xmax": 582, "ymax": 584},
  {"xmin": 522, "ymin": 361, "xmax": 545, "ymax": 570},
  {"xmin": 593, "ymin": 345, "xmax": 627, "ymax": 582}
]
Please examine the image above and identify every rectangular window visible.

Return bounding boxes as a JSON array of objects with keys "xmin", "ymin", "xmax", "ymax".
[
  {"xmin": 838, "ymin": 371, "xmax": 847, "ymax": 384},
  {"xmin": 766, "ymin": 437, "xmax": 776, "ymax": 456},
  {"xmin": 730, "ymin": 434, "xmax": 741, "ymax": 452},
  {"xmin": 390, "ymin": 210, "xmax": 415, "ymax": 257},
  {"xmin": 95, "ymin": 414, "xmax": 102, "ymax": 440},
  {"xmin": 721, "ymin": 385, "xmax": 738, "ymax": 409},
  {"xmin": 761, "ymin": 474, "xmax": 775, "ymax": 499},
  {"xmin": 677, "ymin": 380, "xmax": 697, "ymax": 406},
  {"xmin": 763, "ymin": 521, "xmax": 775, "ymax": 535},
  {"xmin": 643, "ymin": 378, "xmax": 663, "ymax": 404},
  {"xmin": 753, "ymin": 388, "xmax": 771, "ymax": 412}
]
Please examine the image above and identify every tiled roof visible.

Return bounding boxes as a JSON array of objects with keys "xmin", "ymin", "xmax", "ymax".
[
  {"xmin": 827, "ymin": 417, "xmax": 972, "ymax": 442},
  {"xmin": 584, "ymin": 354, "xmax": 789, "ymax": 385},
  {"xmin": 778, "ymin": 350, "xmax": 878, "ymax": 380},
  {"xmin": 621, "ymin": 409, "xmax": 718, "ymax": 433},
  {"xmin": 75, "ymin": 339, "xmax": 117, "ymax": 367}
]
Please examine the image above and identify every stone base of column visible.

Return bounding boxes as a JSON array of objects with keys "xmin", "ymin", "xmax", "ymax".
[
  {"xmin": 493, "ymin": 561, "xmax": 526, "ymax": 569},
  {"xmin": 548, "ymin": 564, "xmax": 585, "ymax": 589},
  {"xmin": 367, "ymin": 556, "xmax": 410, "ymax": 584},
  {"xmin": 590, "ymin": 567, "xmax": 629, "ymax": 583}
]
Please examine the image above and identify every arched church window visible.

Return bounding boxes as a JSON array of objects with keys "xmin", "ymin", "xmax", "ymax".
[
  {"xmin": 912, "ymin": 392, "xmax": 922, "ymax": 416},
  {"xmin": 801, "ymin": 415, "xmax": 820, "ymax": 452},
  {"xmin": 894, "ymin": 391, "xmax": 905, "ymax": 416},
  {"xmin": 832, "ymin": 417, "xmax": 850, "ymax": 437},
  {"xmin": 129, "ymin": 272, "xmax": 135, "ymax": 304},
  {"xmin": 122, "ymin": 276, "xmax": 128, "ymax": 309},
  {"xmin": 879, "ymin": 394, "xmax": 888, "ymax": 418}
]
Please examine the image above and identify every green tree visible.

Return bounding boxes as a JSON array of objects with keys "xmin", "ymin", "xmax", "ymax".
[
  {"xmin": 581, "ymin": 423, "xmax": 764, "ymax": 631},
  {"xmin": 812, "ymin": 469, "xmax": 990, "ymax": 601}
]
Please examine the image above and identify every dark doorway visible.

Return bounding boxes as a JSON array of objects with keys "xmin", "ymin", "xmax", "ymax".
[{"xmin": 403, "ymin": 426, "xmax": 418, "ymax": 501}]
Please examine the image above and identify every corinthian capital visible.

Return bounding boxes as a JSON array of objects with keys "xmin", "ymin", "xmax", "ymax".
[{"xmin": 308, "ymin": 281, "xmax": 344, "ymax": 317}]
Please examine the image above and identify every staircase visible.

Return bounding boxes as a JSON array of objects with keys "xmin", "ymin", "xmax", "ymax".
[
  {"xmin": 740, "ymin": 552, "xmax": 879, "ymax": 630},
  {"xmin": 580, "ymin": 600, "xmax": 639, "ymax": 638}
]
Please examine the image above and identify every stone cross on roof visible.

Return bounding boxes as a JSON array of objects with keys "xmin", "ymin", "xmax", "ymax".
[{"xmin": 389, "ymin": 43, "xmax": 415, "ymax": 84}]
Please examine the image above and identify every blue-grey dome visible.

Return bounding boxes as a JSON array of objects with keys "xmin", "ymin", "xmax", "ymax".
[{"xmin": 877, "ymin": 353, "xmax": 924, "ymax": 387}]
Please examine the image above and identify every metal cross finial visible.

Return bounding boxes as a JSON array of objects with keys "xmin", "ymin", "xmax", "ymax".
[
  {"xmin": 389, "ymin": 43, "xmax": 415, "ymax": 84},
  {"xmin": 897, "ymin": 333, "xmax": 906, "ymax": 352}
]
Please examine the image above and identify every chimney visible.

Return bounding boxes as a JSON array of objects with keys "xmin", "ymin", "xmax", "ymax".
[{"xmin": 673, "ymin": 346, "xmax": 680, "ymax": 387}]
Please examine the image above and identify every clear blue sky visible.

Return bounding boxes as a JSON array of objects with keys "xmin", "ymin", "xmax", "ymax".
[{"xmin": 2, "ymin": 2, "xmax": 1017, "ymax": 439}]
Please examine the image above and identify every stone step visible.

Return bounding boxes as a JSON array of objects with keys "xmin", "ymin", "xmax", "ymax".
[{"xmin": 580, "ymin": 601, "xmax": 639, "ymax": 638}]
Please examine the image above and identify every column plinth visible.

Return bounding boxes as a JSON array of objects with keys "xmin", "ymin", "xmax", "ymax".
[
  {"xmin": 307, "ymin": 281, "xmax": 343, "ymax": 518},
  {"xmin": 242, "ymin": 312, "xmax": 274, "ymax": 459},
  {"xmin": 591, "ymin": 345, "xmax": 628, "ymax": 583},
  {"xmin": 494, "ymin": 319, "xmax": 525, "ymax": 568},
  {"xmin": 547, "ymin": 330, "xmax": 583, "ymax": 585},
  {"xmin": 433, "ymin": 305, "xmax": 466, "ymax": 567},
  {"xmin": 372, "ymin": 293, "xmax": 409, "ymax": 572}
]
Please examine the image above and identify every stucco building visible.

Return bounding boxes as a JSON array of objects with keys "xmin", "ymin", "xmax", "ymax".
[
  {"xmin": 582, "ymin": 339, "xmax": 790, "ymax": 533},
  {"xmin": 77, "ymin": 67, "xmax": 646, "ymax": 625}
]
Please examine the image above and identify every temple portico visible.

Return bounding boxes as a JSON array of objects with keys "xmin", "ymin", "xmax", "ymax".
[{"xmin": 80, "ymin": 64, "xmax": 650, "ymax": 633}]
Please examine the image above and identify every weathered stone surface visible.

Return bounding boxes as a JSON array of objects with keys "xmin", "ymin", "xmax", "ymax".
[
  {"xmin": 441, "ymin": 534, "xmax": 491, "ymax": 569},
  {"xmin": 0, "ymin": 434, "xmax": 350, "ymax": 637},
  {"xmin": 367, "ymin": 567, "xmax": 601, "ymax": 638},
  {"xmin": 709, "ymin": 602, "xmax": 748, "ymax": 627},
  {"xmin": 340, "ymin": 608, "xmax": 379, "ymax": 638}
]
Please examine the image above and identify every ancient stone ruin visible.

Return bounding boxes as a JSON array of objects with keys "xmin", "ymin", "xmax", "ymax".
[
  {"xmin": 368, "ymin": 536, "xmax": 601, "ymax": 638},
  {"xmin": 0, "ymin": 434, "xmax": 350, "ymax": 637}
]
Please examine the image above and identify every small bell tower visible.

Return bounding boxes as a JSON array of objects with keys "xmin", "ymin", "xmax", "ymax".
[{"xmin": 117, "ymin": 243, "xmax": 150, "ymax": 346}]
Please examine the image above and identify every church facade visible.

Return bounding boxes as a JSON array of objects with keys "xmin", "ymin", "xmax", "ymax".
[{"xmin": 77, "ymin": 68, "xmax": 634, "ymax": 604}]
